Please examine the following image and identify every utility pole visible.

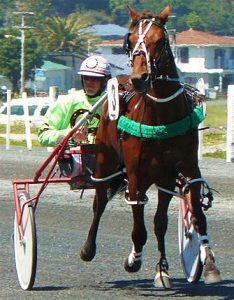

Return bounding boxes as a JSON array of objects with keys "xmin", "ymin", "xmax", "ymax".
[{"xmin": 13, "ymin": 11, "xmax": 34, "ymax": 96}]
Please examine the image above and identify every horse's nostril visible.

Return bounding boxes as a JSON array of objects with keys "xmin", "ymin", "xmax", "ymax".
[{"xmin": 141, "ymin": 73, "xmax": 149, "ymax": 82}]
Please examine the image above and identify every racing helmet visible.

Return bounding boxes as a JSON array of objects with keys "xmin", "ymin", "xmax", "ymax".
[{"xmin": 78, "ymin": 55, "xmax": 111, "ymax": 77}]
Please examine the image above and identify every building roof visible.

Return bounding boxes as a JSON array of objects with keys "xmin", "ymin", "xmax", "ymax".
[
  {"xmin": 42, "ymin": 60, "xmax": 72, "ymax": 70},
  {"xmin": 176, "ymin": 29, "xmax": 234, "ymax": 46},
  {"xmin": 99, "ymin": 29, "xmax": 234, "ymax": 47},
  {"xmin": 85, "ymin": 24, "xmax": 128, "ymax": 40}
]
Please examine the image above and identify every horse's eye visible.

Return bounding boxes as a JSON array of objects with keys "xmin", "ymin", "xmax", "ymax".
[{"xmin": 123, "ymin": 33, "xmax": 131, "ymax": 54}]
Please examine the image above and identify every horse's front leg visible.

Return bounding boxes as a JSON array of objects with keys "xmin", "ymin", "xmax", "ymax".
[
  {"xmin": 124, "ymin": 181, "xmax": 147, "ymax": 273},
  {"xmin": 154, "ymin": 189, "xmax": 173, "ymax": 289},
  {"xmin": 187, "ymin": 181, "xmax": 221, "ymax": 284},
  {"xmin": 80, "ymin": 183, "xmax": 108, "ymax": 261}
]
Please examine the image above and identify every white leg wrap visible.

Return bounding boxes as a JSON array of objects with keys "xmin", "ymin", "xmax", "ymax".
[
  {"xmin": 199, "ymin": 235, "xmax": 215, "ymax": 265},
  {"xmin": 200, "ymin": 244, "xmax": 208, "ymax": 265},
  {"xmin": 128, "ymin": 245, "xmax": 143, "ymax": 267}
]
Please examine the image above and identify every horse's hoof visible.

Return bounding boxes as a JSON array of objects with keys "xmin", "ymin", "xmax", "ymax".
[
  {"xmin": 154, "ymin": 271, "xmax": 172, "ymax": 289},
  {"xmin": 203, "ymin": 249, "xmax": 222, "ymax": 284},
  {"xmin": 80, "ymin": 245, "xmax": 96, "ymax": 262},
  {"xmin": 204, "ymin": 269, "xmax": 222, "ymax": 284},
  {"xmin": 124, "ymin": 257, "xmax": 142, "ymax": 273}
]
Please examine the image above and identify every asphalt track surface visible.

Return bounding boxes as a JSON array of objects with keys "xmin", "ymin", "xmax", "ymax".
[{"xmin": 0, "ymin": 146, "xmax": 234, "ymax": 300}]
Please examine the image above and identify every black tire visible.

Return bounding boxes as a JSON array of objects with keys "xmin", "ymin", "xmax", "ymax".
[
  {"xmin": 14, "ymin": 192, "xmax": 37, "ymax": 290},
  {"xmin": 178, "ymin": 198, "xmax": 203, "ymax": 283}
]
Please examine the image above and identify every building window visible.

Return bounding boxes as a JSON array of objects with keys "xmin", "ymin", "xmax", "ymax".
[
  {"xmin": 230, "ymin": 48, "xmax": 234, "ymax": 60},
  {"xmin": 112, "ymin": 46, "xmax": 125, "ymax": 54},
  {"xmin": 214, "ymin": 49, "xmax": 225, "ymax": 68},
  {"xmin": 178, "ymin": 47, "xmax": 189, "ymax": 63}
]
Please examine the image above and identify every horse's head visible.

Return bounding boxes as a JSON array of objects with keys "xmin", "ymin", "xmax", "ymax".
[{"xmin": 124, "ymin": 6, "xmax": 172, "ymax": 93}]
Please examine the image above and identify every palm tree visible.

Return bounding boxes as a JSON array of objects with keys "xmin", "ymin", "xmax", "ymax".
[{"xmin": 37, "ymin": 12, "xmax": 100, "ymax": 54}]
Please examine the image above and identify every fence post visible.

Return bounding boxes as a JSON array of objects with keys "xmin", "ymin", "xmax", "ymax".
[
  {"xmin": 49, "ymin": 86, "xmax": 58, "ymax": 103},
  {"xmin": 198, "ymin": 122, "xmax": 203, "ymax": 160},
  {"xmin": 226, "ymin": 85, "xmax": 234, "ymax": 162},
  {"xmin": 47, "ymin": 86, "xmax": 59, "ymax": 152},
  {"xmin": 5, "ymin": 90, "xmax": 12, "ymax": 150},
  {"xmin": 22, "ymin": 92, "xmax": 32, "ymax": 150}
]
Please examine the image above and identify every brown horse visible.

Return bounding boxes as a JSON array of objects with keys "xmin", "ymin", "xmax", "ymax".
[{"xmin": 80, "ymin": 6, "xmax": 221, "ymax": 288}]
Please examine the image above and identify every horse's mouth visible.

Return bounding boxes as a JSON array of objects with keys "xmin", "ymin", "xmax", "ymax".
[{"xmin": 131, "ymin": 74, "xmax": 150, "ymax": 93}]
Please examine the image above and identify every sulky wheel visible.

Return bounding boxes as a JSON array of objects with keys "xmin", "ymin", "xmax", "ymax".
[
  {"xmin": 178, "ymin": 198, "xmax": 203, "ymax": 283},
  {"xmin": 14, "ymin": 191, "xmax": 37, "ymax": 290}
]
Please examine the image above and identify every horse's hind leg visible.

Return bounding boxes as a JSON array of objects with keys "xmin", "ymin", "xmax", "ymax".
[
  {"xmin": 154, "ymin": 190, "xmax": 173, "ymax": 289},
  {"xmin": 80, "ymin": 183, "xmax": 108, "ymax": 261},
  {"xmin": 187, "ymin": 179, "xmax": 221, "ymax": 284}
]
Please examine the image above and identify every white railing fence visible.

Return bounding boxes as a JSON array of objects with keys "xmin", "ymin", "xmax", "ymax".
[
  {"xmin": 2, "ymin": 85, "xmax": 234, "ymax": 163},
  {"xmin": 226, "ymin": 85, "xmax": 234, "ymax": 162},
  {"xmin": 4, "ymin": 86, "xmax": 58, "ymax": 150}
]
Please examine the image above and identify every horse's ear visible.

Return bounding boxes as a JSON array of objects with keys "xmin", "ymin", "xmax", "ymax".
[
  {"xmin": 128, "ymin": 6, "xmax": 139, "ymax": 23},
  {"xmin": 159, "ymin": 6, "xmax": 172, "ymax": 24}
]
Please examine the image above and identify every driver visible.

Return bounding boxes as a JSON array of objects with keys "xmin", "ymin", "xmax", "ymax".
[
  {"xmin": 38, "ymin": 55, "xmax": 111, "ymax": 147},
  {"xmin": 38, "ymin": 55, "xmax": 111, "ymax": 182}
]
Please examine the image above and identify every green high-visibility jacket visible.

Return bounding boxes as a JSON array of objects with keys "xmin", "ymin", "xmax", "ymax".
[{"xmin": 38, "ymin": 89, "xmax": 104, "ymax": 147}]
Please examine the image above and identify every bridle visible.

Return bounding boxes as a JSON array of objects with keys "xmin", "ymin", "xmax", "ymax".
[
  {"xmin": 124, "ymin": 18, "xmax": 183, "ymax": 102},
  {"xmin": 125, "ymin": 18, "xmax": 171, "ymax": 77}
]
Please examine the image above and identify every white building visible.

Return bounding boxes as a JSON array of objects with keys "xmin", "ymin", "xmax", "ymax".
[{"xmin": 174, "ymin": 29, "xmax": 234, "ymax": 94}]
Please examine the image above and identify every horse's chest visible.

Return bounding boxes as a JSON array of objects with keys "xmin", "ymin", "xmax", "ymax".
[{"xmin": 142, "ymin": 138, "xmax": 186, "ymax": 166}]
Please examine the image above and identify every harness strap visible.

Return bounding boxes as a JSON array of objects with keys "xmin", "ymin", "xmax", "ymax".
[
  {"xmin": 91, "ymin": 168, "xmax": 126, "ymax": 182},
  {"xmin": 146, "ymin": 86, "xmax": 184, "ymax": 103},
  {"xmin": 155, "ymin": 75, "xmax": 181, "ymax": 82},
  {"xmin": 157, "ymin": 177, "xmax": 211, "ymax": 199}
]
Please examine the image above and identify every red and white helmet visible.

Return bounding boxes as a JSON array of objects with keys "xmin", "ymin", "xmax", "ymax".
[{"xmin": 78, "ymin": 55, "xmax": 111, "ymax": 77}]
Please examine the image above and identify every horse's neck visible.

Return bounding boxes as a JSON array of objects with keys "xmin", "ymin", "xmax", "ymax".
[
  {"xmin": 149, "ymin": 59, "xmax": 188, "ymax": 123},
  {"xmin": 158, "ymin": 49, "xmax": 179, "ymax": 79},
  {"xmin": 153, "ymin": 55, "xmax": 181, "ymax": 97}
]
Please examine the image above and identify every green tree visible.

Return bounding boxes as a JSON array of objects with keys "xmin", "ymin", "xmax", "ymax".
[
  {"xmin": 137, "ymin": 0, "xmax": 234, "ymax": 35},
  {"xmin": 0, "ymin": 29, "xmax": 44, "ymax": 92},
  {"xmin": 78, "ymin": 10, "xmax": 113, "ymax": 25},
  {"xmin": 0, "ymin": 0, "xmax": 15, "ymax": 27},
  {"xmin": 14, "ymin": 0, "xmax": 54, "ymax": 20},
  {"xmin": 36, "ymin": 12, "xmax": 99, "ymax": 53},
  {"xmin": 185, "ymin": 11, "xmax": 203, "ymax": 30},
  {"xmin": 51, "ymin": 0, "xmax": 80, "ymax": 17},
  {"xmin": 51, "ymin": 0, "xmax": 111, "ymax": 16},
  {"xmin": 190, "ymin": 0, "xmax": 234, "ymax": 35},
  {"xmin": 110, "ymin": 0, "xmax": 141, "ymax": 25}
]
